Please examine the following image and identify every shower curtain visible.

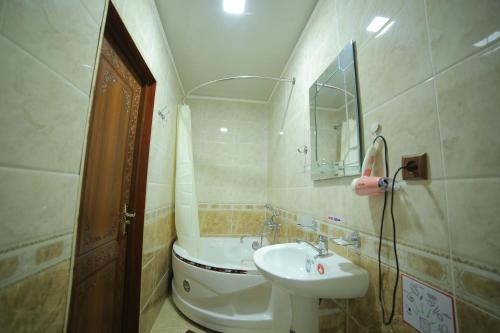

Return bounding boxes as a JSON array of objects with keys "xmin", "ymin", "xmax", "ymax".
[
  {"xmin": 340, "ymin": 119, "xmax": 359, "ymax": 166},
  {"xmin": 175, "ymin": 104, "xmax": 200, "ymax": 257}
]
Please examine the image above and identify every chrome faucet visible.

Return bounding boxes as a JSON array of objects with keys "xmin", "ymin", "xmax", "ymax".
[{"xmin": 297, "ymin": 235, "xmax": 330, "ymax": 257}]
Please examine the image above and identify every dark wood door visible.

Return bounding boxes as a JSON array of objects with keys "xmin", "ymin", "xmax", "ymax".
[{"xmin": 69, "ymin": 36, "xmax": 143, "ymax": 333}]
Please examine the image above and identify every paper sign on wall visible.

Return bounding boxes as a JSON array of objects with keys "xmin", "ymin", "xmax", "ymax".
[{"xmin": 402, "ymin": 274, "xmax": 456, "ymax": 333}]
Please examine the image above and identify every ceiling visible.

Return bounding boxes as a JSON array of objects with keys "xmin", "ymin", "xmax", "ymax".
[{"xmin": 155, "ymin": 0, "xmax": 318, "ymax": 102}]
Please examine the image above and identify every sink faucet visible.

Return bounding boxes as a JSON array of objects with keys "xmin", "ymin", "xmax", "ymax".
[{"xmin": 297, "ymin": 235, "xmax": 329, "ymax": 257}]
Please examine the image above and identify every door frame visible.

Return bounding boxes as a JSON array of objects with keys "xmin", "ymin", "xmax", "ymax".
[{"xmin": 71, "ymin": 3, "xmax": 156, "ymax": 332}]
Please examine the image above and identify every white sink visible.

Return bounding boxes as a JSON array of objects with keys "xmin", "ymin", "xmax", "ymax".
[
  {"xmin": 253, "ymin": 242, "xmax": 369, "ymax": 298},
  {"xmin": 253, "ymin": 242, "xmax": 369, "ymax": 333}
]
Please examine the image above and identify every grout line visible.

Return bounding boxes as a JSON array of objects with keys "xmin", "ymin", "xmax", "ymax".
[
  {"xmin": 433, "ymin": 39, "xmax": 500, "ymax": 78},
  {"xmin": 78, "ymin": 0, "xmax": 101, "ymax": 26},
  {"xmin": 361, "ymin": 75, "xmax": 435, "ymax": 117},
  {"xmin": 0, "ymin": 231, "xmax": 73, "ymax": 255},
  {"xmin": 0, "ymin": 34, "xmax": 91, "ymax": 99},
  {"xmin": 141, "ymin": 271, "xmax": 169, "ymax": 313},
  {"xmin": 0, "ymin": 163, "xmax": 80, "ymax": 177},
  {"xmin": 423, "ymin": 0, "xmax": 460, "ymax": 329}
]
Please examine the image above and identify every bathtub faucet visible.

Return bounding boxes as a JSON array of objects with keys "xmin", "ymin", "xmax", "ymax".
[
  {"xmin": 265, "ymin": 204, "xmax": 279, "ymax": 218},
  {"xmin": 297, "ymin": 235, "xmax": 330, "ymax": 258}
]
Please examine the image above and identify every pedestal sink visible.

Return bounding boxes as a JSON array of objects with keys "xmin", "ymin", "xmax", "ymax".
[{"xmin": 253, "ymin": 242, "xmax": 369, "ymax": 333}]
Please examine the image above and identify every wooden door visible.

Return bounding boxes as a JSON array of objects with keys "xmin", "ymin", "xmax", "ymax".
[{"xmin": 69, "ymin": 36, "xmax": 143, "ymax": 333}]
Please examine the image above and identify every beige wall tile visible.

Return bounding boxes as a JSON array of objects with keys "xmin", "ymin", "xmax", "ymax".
[
  {"xmin": 426, "ymin": 0, "xmax": 500, "ymax": 72},
  {"xmin": 319, "ymin": 309, "xmax": 346, "ymax": 333},
  {"xmin": 190, "ymin": 98, "xmax": 268, "ymax": 204},
  {"xmin": 2, "ymin": 0, "xmax": 100, "ymax": 93},
  {"xmin": 0, "ymin": 260, "xmax": 70, "ymax": 333},
  {"xmin": 335, "ymin": 0, "xmax": 404, "ymax": 49},
  {"xmin": 139, "ymin": 275, "xmax": 167, "ymax": 333},
  {"xmin": 456, "ymin": 299, "xmax": 500, "ymax": 333},
  {"xmin": 363, "ymin": 80, "xmax": 444, "ymax": 178},
  {"xmin": 80, "ymin": 0, "xmax": 106, "ymax": 24},
  {"xmin": 447, "ymin": 178, "xmax": 500, "ymax": 270},
  {"xmin": 199, "ymin": 210, "xmax": 233, "ymax": 236},
  {"xmin": 357, "ymin": 0, "xmax": 433, "ymax": 111},
  {"xmin": 0, "ymin": 167, "xmax": 78, "ymax": 252},
  {"xmin": 0, "ymin": 37, "xmax": 90, "ymax": 173},
  {"xmin": 0, "ymin": 0, "xmax": 5, "ymax": 28},
  {"xmin": 145, "ymin": 183, "xmax": 171, "ymax": 211},
  {"xmin": 436, "ymin": 46, "xmax": 500, "ymax": 178},
  {"xmin": 346, "ymin": 316, "xmax": 368, "ymax": 333},
  {"xmin": 232, "ymin": 211, "xmax": 265, "ymax": 235},
  {"xmin": 35, "ymin": 241, "xmax": 64, "ymax": 264},
  {"xmin": 343, "ymin": 180, "xmax": 449, "ymax": 252},
  {"xmin": 140, "ymin": 259, "xmax": 157, "ymax": 310},
  {"xmin": 407, "ymin": 253, "xmax": 446, "ymax": 281},
  {"xmin": 460, "ymin": 270, "xmax": 500, "ymax": 310},
  {"xmin": 0, "ymin": 257, "xmax": 18, "ymax": 280}
]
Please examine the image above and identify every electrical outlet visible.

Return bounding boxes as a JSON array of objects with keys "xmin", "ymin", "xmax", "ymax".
[{"xmin": 402, "ymin": 153, "xmax": 428, "ymax": 180}]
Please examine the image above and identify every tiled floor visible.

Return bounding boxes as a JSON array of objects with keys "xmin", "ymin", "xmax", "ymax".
[{"xmin": 151, "ymin": 296, "xmax": 215, "ymax": 333}]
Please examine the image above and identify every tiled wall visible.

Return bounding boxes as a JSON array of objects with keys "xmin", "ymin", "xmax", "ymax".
[
  {"xmin": 140, "ymin": 204, "xmax": 176, "ymax": 333},
  {"xmin": 198, "ymin": 203, "xmax": 266, "ymax": 237},
  {"xmin": 267, "ymin": 0, "xmax": 500, "ymax": 332},
  {"xmin": 0, "ymin": 0, "xmax": 182, "ymax": 331},
  {"xmin": 189, "ymin": 97, "xmax": 268, "ymax": 204}
]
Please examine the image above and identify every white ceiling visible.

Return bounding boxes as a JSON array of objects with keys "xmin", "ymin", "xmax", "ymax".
[{"xmin": 155, "ymin": 0, "xmax": 318, "ymax": 102}]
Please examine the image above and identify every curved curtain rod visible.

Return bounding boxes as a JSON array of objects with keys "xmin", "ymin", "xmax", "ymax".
[
  {"xmin": 182, "ymin": 75, "xmax": 296, "ymax": 103},
  {"xmin": 315, "ymin": 82, "xmax": 356, "ymax": 98}
]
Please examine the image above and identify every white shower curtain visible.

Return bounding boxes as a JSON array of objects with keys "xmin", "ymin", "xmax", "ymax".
[
  {"xmin": 175, "ymin": 105, "xmax": 200, "ymax": 257},
  {"xmin": 340, "ymin": 119, "xmax": 359, "ymax": 166}
]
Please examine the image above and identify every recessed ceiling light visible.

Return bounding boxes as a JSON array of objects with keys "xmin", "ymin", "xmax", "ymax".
[
  {"xmin": 223, "ymin": 0, "xmax": 245, "ymax": 15},
  {"xmin": 220, "ymin": 127, "xmax": 228, "ymax": 133},
  {"xmin": 366, "ymin": 16, "xmax": 390, "ymax": 32}
]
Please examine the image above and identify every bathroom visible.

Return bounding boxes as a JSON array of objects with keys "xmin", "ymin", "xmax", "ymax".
[{"xmin": 0, "ymin": 0, "xmax": 499, "ymax": 332}]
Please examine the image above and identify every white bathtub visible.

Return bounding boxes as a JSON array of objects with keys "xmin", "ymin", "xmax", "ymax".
[{"xmin": 171, "ymin": 237, "xmax": 291, "ymax": 333}]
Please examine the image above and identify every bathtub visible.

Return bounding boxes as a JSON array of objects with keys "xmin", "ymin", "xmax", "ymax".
[{"xmin": 172, "ymin": 237, "xmax": 291, "ymax": 333}]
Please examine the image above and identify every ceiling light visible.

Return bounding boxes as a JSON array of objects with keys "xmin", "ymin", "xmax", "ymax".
[
  {"xmin": 366, "ymin": 16, "xmax": 390, "ymax": 32},
  {"xmin": 279, "ymin": 131, "xmax": 284, "ymax": 135},
  {"xmin": 220, "ymin": 127, "xmax": 228, "ymax": 133},
  {"xmin": 223, "ymin": 0, "xmax": 245, "ymax": 15}
]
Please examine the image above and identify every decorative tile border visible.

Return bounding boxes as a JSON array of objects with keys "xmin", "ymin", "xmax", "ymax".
[
  {"xmin": 198, "ymin": 202, "xmax": 266, "ymax": 212},
  {"xmin": 145, "ymin": 204, "xmax": 171, "ymax": 225},
  {"xmin": 0, "ymin": 233, "xmax": 72, "ymax": 289}
]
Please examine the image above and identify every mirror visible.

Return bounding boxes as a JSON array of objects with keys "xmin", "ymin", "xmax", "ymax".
[{"xmin": 309, "ymin": 41, "xmax": 362, "ymax": 180}]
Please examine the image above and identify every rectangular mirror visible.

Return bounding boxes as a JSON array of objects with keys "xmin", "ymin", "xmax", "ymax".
[{"xmin": 309, "ymin": 41, "xmax": 362, "ymax": 180}]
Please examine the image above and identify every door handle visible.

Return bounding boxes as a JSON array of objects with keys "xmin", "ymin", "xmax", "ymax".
[{"xmin": 122, "ymin": 204, "xmax": 136, "ymax": 235}]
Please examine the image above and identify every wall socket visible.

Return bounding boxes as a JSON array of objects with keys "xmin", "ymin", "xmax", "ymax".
[{"xmin": 402, "ymin": 153, "xmax": 428, "ymax": 180}]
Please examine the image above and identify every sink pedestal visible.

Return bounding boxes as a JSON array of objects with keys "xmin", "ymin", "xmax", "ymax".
[
  {"xmin": 290, "ymin": 295, "xmax": 318, "ymax": 333},
  {"xmin": 253, "ymin": 243, "xmax": 370, "ymax": 333}
]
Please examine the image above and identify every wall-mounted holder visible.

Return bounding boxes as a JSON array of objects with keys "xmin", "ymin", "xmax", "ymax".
[
  {"xmin": 157, "ymin": 106, "xmax": 169, "ymax": 123},
  {"xmin": 330, "ymin": 231, "xmax": 360, "ymax": 248},
  {"xmin": 370, "ymin": 122, "xmax": 381, "ymax": 137},
  {"xmin": 297, "ymin": 220, "xmax": 318, "ymax": 233},
  {"xmin": 297, "ymin": 145, "xmax": 308, "ymax": 155}
]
